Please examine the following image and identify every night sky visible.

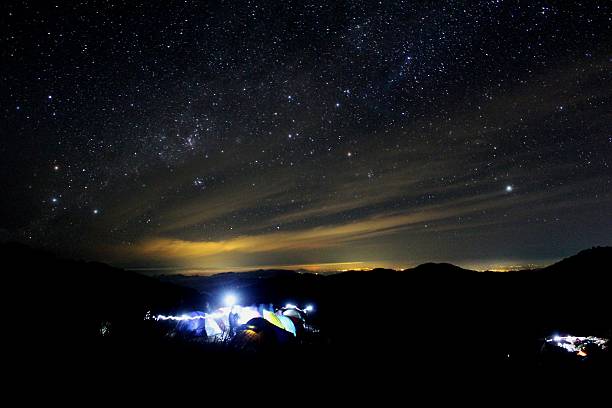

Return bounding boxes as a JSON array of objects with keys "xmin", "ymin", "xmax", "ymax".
[{"xmin": 2, "ymin": 1, "xmax": 611, "ymax": 273}]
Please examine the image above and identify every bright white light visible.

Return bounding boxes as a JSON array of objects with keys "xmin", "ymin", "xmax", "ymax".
[
  {"xmin": 155, "ymin": 314, "xmax": 206, "ymax": 321},
  {"xmin": 505, "ymin": 185, "xmax": 513, "ymax": 192},
  {"xmin": 224, "ymin": 293, "xmax": 237, "ymax": 306},
  {"xmin": 546, "ymin": 334, "xmax": 609, "ymax": 354},
  {"xmin": 285, "ymin": 303, "xmax": 297, "ymax": 309},
  {"xmin": 305, "ymin": 305, "xmax": 314, "ymax": 312}
]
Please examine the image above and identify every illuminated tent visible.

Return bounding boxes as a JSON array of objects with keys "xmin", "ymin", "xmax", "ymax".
[
  {"xmin": 158, "ymin": 303, "xmax": 304, "ymax": 340},
  {"xmin": 210, "ymin": 305, "xmax": 263, "ymax": 331},
  {"xmin": 261, "ymin": 310, "xmax": 297, "ymax": 336},
  {"xmin": 205, "ymin": 317, "xmax": 223, "ymax": 338},
  {"xmin": 282, "ymin": 308, "xmax": 304, "ymax": 321},
  {"xmin": 281, "ymin": 308, "xmax": 305, "ymax": 335},
  {"xmin": 235, "ymin": 306, "xmax": 261, "ymax": 325},
  {"xmin": 263, "ymin": 309, "xmax": 284, "ymax": 330},
  {"xmin": 231, "ymin": 317, "xmax": 294, "ymax": 351},
  {"xmin": 276, "ymin": 315, "xmax": 297, "ymax": 336},
  {"xmin": 209, "ymin": 309, "xmax": 228, "ymax": 333},
  {"xmin": 175, "ymin": 311, "xmax": 207, "ymax": 336}
]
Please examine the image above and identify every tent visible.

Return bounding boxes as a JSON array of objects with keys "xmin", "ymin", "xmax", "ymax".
[
  {"xmin": 205, "ymin": 317, "xmax": 223, "ymax": 338},
  {"xmin": 231, "ymin": 317, "xmax": 294, "ymax": 351},
  {"xmin": 276, "ymin": 315, "xmax": 297, "ymax": 336},
  {"xmin": 263, "ymin": 309, "xmax": 285, "ymax": 330},
  {"xmin": 235, "ymin": 306, "xmax": 261, "ymax": 325},
  {"xmin": 282, "ymin": 308, "xmax": 304, "ymax": 321},
  {"xmin": 175, "ymin": 311, "xmax": 207, "ymax": 336}
]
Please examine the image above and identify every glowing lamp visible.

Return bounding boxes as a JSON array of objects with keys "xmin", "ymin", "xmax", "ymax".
[{"xmin": 224, "ymin": 293, "xmax": 238, "ymax": 306}]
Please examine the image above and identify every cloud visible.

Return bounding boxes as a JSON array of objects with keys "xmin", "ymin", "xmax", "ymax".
[
  {"xmin": 114, "ymin": 171, "xmax": 612, "ymax": 269},
  {"xmin": 116, "ymin": 189, "xmax": 521, "ymax": 261}
]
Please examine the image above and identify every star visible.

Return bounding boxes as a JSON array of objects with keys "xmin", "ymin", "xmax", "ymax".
[{"xmin": 1, "ymin": 0, "xmax": 608, "ymax": 277}]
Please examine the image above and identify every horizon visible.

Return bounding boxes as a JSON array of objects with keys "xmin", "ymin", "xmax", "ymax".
[
  {"xmin": 125, "ymin": 258, "xmax": 549, "ymax": 275},
  {"xmin": 2, "ymin": 239, "xmax": 579, "ymax": 274}
]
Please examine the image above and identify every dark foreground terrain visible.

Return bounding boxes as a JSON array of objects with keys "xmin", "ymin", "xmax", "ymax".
[{"xmin": 3, "ymin": 243, "xmax": 611, "ymax": 387}]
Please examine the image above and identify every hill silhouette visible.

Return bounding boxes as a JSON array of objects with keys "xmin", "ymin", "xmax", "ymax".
[
  {"xmin": 539, "ymin": 246, "xmax": 612, "ymax": 274},
  {"xmin": 140, "ymin": 245, "xmax": 612, "ymax": 374},
  {"xmin": 2, "ymin": 242, "xmax": 199, "ymax": 349},
  {"xmin": 3, "ymin": 242, "xmax": 610, "ymax": 379}
]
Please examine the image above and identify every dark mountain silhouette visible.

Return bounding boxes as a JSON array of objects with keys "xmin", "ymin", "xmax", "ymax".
[
  {"xmin": 157, "ymin": 268, "xmax": 298, "ymax": 296},
  {"xmin": 539, "ymin": 246, "xmax": 612, "ymax": 274},
  {"xmin": 3, "ymin": 242, "xmax": 610, "ymax": 379},
  {"xmin": 155, "ymin": 247, "xmax": 611, "ymax": 371},
  {"xmin": 407, "ymin": 262, "xmax": 476, "ymax": 274},
  {"xmin": 2, "ymin": 242, "xmax": 199, "ymax": 348}
]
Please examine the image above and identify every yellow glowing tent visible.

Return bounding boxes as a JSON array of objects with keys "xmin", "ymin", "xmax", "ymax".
[{"xmin": 263, "ymin": 309, "xmax": 284, "ymax": 330}]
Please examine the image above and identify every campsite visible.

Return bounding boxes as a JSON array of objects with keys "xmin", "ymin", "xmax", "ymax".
[{"xmin": 5, "ymin": 243, "xmax": 610, "ymax": 380}]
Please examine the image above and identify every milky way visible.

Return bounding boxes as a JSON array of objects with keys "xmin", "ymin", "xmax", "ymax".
[{"xmin": 1, "ymin": 1, "xmax": 611, "ymax": 272}]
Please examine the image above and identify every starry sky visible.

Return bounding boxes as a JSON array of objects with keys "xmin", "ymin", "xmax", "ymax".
[{"xmin": 1, "ymin": 1, "xmax": 611, "ymax": 273}]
